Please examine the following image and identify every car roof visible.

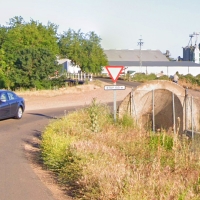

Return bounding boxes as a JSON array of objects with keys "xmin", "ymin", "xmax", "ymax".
[{"xmin": 0, "ymin": 90, "xmax": 14, "ymax": 93}]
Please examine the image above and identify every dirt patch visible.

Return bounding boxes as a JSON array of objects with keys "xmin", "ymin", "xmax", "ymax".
[{"xmin": 17, "ymin": 82, "xmax": 132, "ymax": 111}]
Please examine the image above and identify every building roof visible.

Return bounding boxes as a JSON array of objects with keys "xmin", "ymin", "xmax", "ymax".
[
  {"xmin": 104, "ymin": 49, "xmax": 169, "ymax": 62},
  {"xmin": 108, "ymin": 61, "xmax": 200, "ymax": 67},
  {"xmin": 57, "ymin": 58, "xmax": 70, "ymax": 65}
]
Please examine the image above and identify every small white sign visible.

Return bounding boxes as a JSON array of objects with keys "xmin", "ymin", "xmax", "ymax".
[{"xmin": 104, "ymin": 85, "xmax": 126, "ymax": 90}]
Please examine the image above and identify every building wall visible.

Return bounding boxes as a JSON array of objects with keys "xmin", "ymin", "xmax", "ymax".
[
  {"xmin": 102, "ymin": 66, "xmax": 200, "ymax": 76},
  {"xmin": 58, "ymin": 59, "xmax": 81, "ymax": 74}
]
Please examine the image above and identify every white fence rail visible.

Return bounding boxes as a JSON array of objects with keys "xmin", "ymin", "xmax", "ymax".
[{"xmin": 64, "ymin": 72, "xmax": 93, "ymax": 81}]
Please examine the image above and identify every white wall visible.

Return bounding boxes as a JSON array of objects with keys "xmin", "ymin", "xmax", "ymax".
[
  {"xmin": 67, "ymin": 61, "xmax": 81, "ymax": 73},
  {"xmin": 58, "ymin": 59, "xmax": 81, "ymax": 73},
  {"xmin": 102, "ymin": 66, "xmax": 200, "ymax": 77}
]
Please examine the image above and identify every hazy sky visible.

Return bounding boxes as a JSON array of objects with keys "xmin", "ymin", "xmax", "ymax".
[{"xmin": 0, "ymin": 0, "xmax": 200, "ymax": 59}]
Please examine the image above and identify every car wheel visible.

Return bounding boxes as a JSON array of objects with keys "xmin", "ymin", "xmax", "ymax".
[{"xmin": 15, "ymin": 107, "xmax": 23, "ymax": 119}]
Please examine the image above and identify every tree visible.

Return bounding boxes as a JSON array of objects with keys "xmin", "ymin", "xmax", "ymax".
[
  {"xmin": 58, "ymin": 29, "xmax": 108, "ymax": 73},
  {"xmin": 0, "ymin": 16, "xmax": 60, "ymax": 89},
  {"xmin": 83, "ymin": 31, "xmax": 108, "ymax": 73},
  {"xmin": 12, "ymin": 47, "xmax": 60, "ymax": 89}
]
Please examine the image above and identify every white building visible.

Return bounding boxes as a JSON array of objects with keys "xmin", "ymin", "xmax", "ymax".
[
  {"xmin": 103, "ymin": 49, "xmax": 200, "ymax": 76},
  {"xmin": 58, "ymin": 58, "xmax": 81, "ymax": 74}
]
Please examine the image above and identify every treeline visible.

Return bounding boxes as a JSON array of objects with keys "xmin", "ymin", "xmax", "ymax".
[{"xmin": 0, "ymin": 16, "xmax": 108, "ymax": 89}]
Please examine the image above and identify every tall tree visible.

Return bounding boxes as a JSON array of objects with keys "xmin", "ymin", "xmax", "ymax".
[
  {"xmin": 58, "ymin": 29, "xmax": 108, "ymax": 73},
  {"xmin": 13, "ymin": 47, "xmax": 60, "ymax": 89},
  {"xmin": 0, "ymin": 16, "xmax": 60, "ymax": 88},
  {"xmin": 83, "ymin": 31, "xmax": 108, "ymax": 73}
]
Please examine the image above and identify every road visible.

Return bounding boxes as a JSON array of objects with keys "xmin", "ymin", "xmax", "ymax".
[
  {"xmin": 0, "ymin": 106, "xmax": 82, "ymax": 200},
  {"xmin": 95, "ymin": 77, "xmax": 141, "ymax": 88}
]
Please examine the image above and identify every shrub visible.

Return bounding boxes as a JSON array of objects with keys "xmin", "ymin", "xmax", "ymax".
[
  {"xmin": 40, "ymin": 120, "xmax": 76, "ymax": 171},
  {"xmin": 149, "ymin": 132, "xmax": 173, "ymax": 151},
  {"xmin": 132, "ymin": 73, "xmax": 157, "ymax": 82}
]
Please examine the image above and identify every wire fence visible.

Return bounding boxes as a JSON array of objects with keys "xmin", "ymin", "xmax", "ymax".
[{"xmin": 129, "ymin": 88, "xmax": 200, "ymax": 137}]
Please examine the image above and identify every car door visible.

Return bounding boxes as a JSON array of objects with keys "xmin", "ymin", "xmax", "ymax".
[
  {"xmin": 0, "ymin": 93, "xmax": 10, "ymax": 119},
  {"xmin": 7, "ymin": 92, "xmax": 19, "ymax": 117}
]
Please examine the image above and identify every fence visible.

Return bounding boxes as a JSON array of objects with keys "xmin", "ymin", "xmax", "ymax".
[{"xmin": 64, "ymin": 72, "xmax": 93, "ymax": 81}]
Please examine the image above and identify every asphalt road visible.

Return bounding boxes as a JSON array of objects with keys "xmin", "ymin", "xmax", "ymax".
[
  {"xmin": 95, "ymin": 77, "xmax": 141, "ymax": 88},
  {"xmin": 0, "ymin": 106, "xmax": 82, "ymax": 200},
  {"xmin": 0, "ymin": 78, "xmax": 140, "ymax": 200}
]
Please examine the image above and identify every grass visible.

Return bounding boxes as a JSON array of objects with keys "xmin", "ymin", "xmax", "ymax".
[
  {"xmin": 15, "ymin": 80, "xmax": 104, "ymax": 97},
  {"xmin": 40, "ymin": 100, "xmax": 200, "ymax": 199},
  {"xmin": 121, "ymin": 73, "xmax": 200, "ymax": 91}
]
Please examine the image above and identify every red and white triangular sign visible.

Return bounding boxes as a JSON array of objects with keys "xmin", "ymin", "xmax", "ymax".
[{"xmin": 105, "ymin": 66, "xmax": 124, "ymax": 83}]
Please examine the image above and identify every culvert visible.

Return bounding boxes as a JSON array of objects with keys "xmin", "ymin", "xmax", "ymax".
[
  {"xmin": 117, "ymin": 80, "xmax": 196, "ymax": 133},
  {"xmin": 140, "ymin": 89, "xmax": 183, "ymax": 133}
]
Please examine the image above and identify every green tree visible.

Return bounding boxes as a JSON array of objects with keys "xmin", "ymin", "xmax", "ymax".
[
  {"xmin": 12, "ymin": 47, "xmax": 60, "ymax": 89},
  {"xmin": 58, "ymin": 29, "xmax": 108, "ymax": 73},
  {"xmin": 83, "ymin": 31, "xmax": 108, "ymax": 73},
  {"xmin": 0, "ymin": 16, "xmax": 60, "ymax": 89}
]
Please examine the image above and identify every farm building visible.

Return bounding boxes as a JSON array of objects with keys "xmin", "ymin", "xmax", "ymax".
[
  {"xmin": 58, "ymin": 58, "xmax": 81, "ymax": 74},
  {"xmin": 103, "ymin": 49, "xmax": 200, "ymax": 76}
]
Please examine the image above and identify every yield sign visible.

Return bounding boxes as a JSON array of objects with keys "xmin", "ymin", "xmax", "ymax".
[{"xmin": 105, "ymin": 66, "xmax": 124, "ymax": 83}]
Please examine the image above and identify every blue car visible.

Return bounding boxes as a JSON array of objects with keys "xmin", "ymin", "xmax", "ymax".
[{"xmin": 0, "ymin": 90, "xmax": 25, "ymax": 120}]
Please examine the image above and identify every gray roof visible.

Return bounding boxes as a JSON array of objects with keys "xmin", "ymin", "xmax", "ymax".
[
  {"xmin": 108, "ymin": 61, "xmax": 200, "ymax": 67},
  {"xmin": 104, "ymin": 49, "xmax": 169, "ymax": 62}
]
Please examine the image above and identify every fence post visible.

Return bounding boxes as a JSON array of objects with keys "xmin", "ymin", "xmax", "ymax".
[
  {"xmin": 131, "ymin": 88, "xmax": 138, "ymax": 125},
  {"xmin": 185, "ymin": 88, "xmax": 188, "ymax": 131},
  {"xmin": 152, "ymin": 89, "xmax": 155, "ymax": 132},
  {"xmin": 78, "ymin": 73, "xmax": 79, "ymax": 80},
  {"xmin": 131, "ymin": 88, "xmax": 133, "ymax": 117},
  {"xmin": 90, "ymin": 73, "xmax": 93, "ymax": 81},
  {"xmin": 172, "ymin": 92, "xmax": 176, "ymax": 134},
  {"xmin": 191, "ymin": 96, "xmax": 194, "ymax": 139}
]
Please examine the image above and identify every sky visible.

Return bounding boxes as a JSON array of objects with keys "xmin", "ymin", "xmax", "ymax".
[{"xmin": 0, "ymin": 0, "xmax": 200, "ymax": 59}]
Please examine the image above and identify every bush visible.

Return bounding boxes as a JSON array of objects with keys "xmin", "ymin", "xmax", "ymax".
[
  {"xmin": 132, "ymin": 73, "xmax": 156, "ymax": 82},
  {"xmin": 40, "ymin": 120, "xmax": 75, "ymax": 171},
  {"xmin": 149, "ymin": 132, "xmax": 173, "ymax": 151}
]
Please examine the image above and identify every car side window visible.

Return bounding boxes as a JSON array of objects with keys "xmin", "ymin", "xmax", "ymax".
[
  {"xmin": 0, "ymin": 93, "xmax": 8, "ymax": 101},
  {"xmin": 7, "ymin": 92, "xmax": 16, "ymax": 100}
]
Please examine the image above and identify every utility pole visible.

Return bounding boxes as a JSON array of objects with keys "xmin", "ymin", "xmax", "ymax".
[{"xmin": 138, "ymin": 36, "xmax": 144, "ymax": 73}]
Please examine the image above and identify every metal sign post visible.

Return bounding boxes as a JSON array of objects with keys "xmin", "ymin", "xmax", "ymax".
[{"xmin": 113, "ymin": 82, "xmax": 117, "ymax": 122}]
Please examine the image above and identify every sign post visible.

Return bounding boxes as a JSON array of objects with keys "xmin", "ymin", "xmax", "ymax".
[{"xmin": 105, "ymin": 66, "xmax": 124, "ymax": 122}]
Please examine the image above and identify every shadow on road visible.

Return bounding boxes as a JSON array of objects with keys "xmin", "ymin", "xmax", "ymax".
[{"xmin": 26, "ymin": 112, "xmax": 60, "ymax": 119}]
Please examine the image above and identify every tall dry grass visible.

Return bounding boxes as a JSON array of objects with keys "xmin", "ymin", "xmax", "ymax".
[
  {"xmin": 41, "ymin": 100, "xmax": 200, "ymax": 200},
  {"xmin": 15, "ymin": 80, "xmax": 105, "ymax": 97}
]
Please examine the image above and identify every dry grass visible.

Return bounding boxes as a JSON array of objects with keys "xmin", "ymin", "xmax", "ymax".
[
  {"xmin": 179, "ymin": 79, "xmax": 200, "ymax": 91},
  {"xmin": 40, "ymin": 102, "xmax": 200, "ymax": 200},
  {"xmin": 16, "ymin": 80, "xmax": 106, "ymax": 97}
]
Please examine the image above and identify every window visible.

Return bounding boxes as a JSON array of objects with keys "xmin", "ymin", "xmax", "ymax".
[
  {"xmin": 0, "ymin": 93, "xmax": 8, "ymax": 101},
  {"xmin": 7, "ymin": 92, "xmax": 16, "ymax": 100}
]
